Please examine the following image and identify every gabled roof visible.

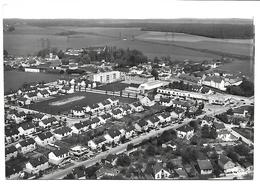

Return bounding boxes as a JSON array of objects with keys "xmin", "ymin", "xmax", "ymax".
[
  {"xmin": 132, "ymin": 101, "xmax": 142, "ymax": 107},
  {"xmin": 14, "ymin": 111, "xmax": 26, "ymax": 117},
  {"xmin": 5, "ymin": 127, "xmax": 19, "ymax": 137},
  {"xmin": 72, "ymin": 167, "xmax": 86, "ymax": 178},
  {"xmin": 125, "ymin": 125, "xmax": 135, "ymax": 132},
  {"xmin": 41, "ymin": 117, "xmax": 58, "ymax": 125},
  {"xmin": 52, "ymin": 148, "xmax": 69, "ymax": 157},
  {"xmin": 148, "ymin": 115, "xmax": 160, "ymax": 123},
  {"xmin": 213, "ymin": 122, "xmax": 226, "ymax": 130},
  {"xmin": 102, "ymin": 99, "xmax": 111, "ymax": 106},
  {"xmin": 138, "ymin": 120, "xmax": 148, "ymax": 127},
  {"xmin": 111, "ymin": 108, "xmax": 122, "ymax": 115},
  {"xmin": 107, "ymin": 129, "xmax": 121, "ymax": 138},
  {"xmin": 100, "ymin": 113, "xmax": 111, "ymax": 120},
  {"xmin": 19, "ymin": 122, "xmax": 35, "ymax": 130},
  {"xmin": 218, "ymin": 155, "xmax": 233, "ymax": 166},
  {"xmin": 73, "ymin": 122, "xmax": 86, "ymax": 130},
  {"xmin": 153, "ymin": 163, "xmax": 169, "ymax": 174},
  {"xmin": 26, "ymin": 92, "xmax": 37, "ymax": 97},
  {"xmin": 6, "ymin": 165, "xmax": 23, "ymax": 177},
  {"xmin": 92, "ymin": 117, "xmax": 101, "ymax": 124},
  {"xmin": 159, "ymin": 112, "xmax": 171, "ymax": 119},
  {"xmin": 105, "ymin": 154, "xmax": 117, "ymax": 163},
  {"xmin": 197, "ymin": 159, "xmax": 213, "ymax": 171},
  {"xmin": 172, "ymin": 107, "xmax": 185, "ymax": 114},
  {"xmin": 33, "ymin": 113, "xmax": 46, "ymax": 120},
  {"xmin": 40, "ymin": 89, "xmax": 49, "ymax": 95},
  {"xmin": 6, "ymin": 145, "xmax": 17, "ymax": 155},
  {"xmin": 19, "ymin": 138, "xmax": 35, "ymax": 147},
  {"xmin": 28, "ymin": 155, "xmax": 48, "ymax": 167},
  {"xmin": 176, "ymin": 125, "xmax": 194, "ymax": 133},
  {"xmin": 36, "ymin": 131, "xmax": 53, "ymax": 141},
  {"xmin": 93, "ymin": 136, "xmax": 106, "ymax": 145},
  {"xmin": 53, "ymin": 126, "xmax": 72, "ymax": 135}
]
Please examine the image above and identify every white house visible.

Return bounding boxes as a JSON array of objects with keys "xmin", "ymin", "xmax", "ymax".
[
  {"xmin": 104, "ymin": 129, "xmax": 122, "ymax": 143},
  {"xmin": 25, "ymin": 155, "xmax": 49, "ymax": 174},
  {"xmin": 130, "ymin": 102, "xmax": 144, "ymax": 112},
  {"xmin": 88, "ymin": 136, "xmax": 107, "ymax": 150},
  {"xmin": 202, "ymin": 76, "xmax": 226, "ymax": 91},
  {"xmin": 139, "ymin": 95, "xmax": 155, "ymax": 107},
  {"xmin": 111, "ymin": 108, "xmax": 124, "ymax": 120},
  {"xmin": 146, "ymin": 115, "xmax": 160, "ymax": 128},
  {"xmin": 197, "ymin": 159, "xmax": 213, "ymax": 175},
  {"xmin": 72, "ymin": 107, "xmax": 85, "ymax": 117},
  {"xmin": 134, "ymin": 120, "xmax": 149, "ymax": 132},
  {"xmin": 5, "ymin": 127, "xmax": 20, "ymax": 144},
  {"xmin": 39, "ymin": 117, "xmax": 58, "ymax": 128},
  {"xmin": 124, "ymin": 125, "xmax": 136, "ymax": 139},
  {"xmin": 17, "ymin": 97, "xmax": 31, "ymax": 106},
  {"xmin": 71, "ymin": 122, "xmax": 88, "ymax": 134},
  {"xmin": 92, "ymin": 71, "xmax": 123, "ymax": 83},
  {"xmin": 154, "ymin": 163, "xmax": 171, "ymax": 179},
  {"xmin": 53, "ymin": 126, "xmax": 72, "ymax": 140},
  {"xmin": 48, "ymin": 148, "xmax": 70, "ymax": 165},
  {"xmin": 5, "ymin": 145, "xmax": 18, "ymax": 161},
  {"xmin": 34, "ymin": 131, "xmax": 55, "ymax": 146},
  {"xmin": 176, "ymin": 125, "xmax": 194, "ymax": 140},
  {"xmin": 18, "ymin": 122, "xmax": 36, "ymax": 136},
  {"xmin": 157, "ymin": 112, "xmax": 172, "ymax": 123},
  {"xmin": 61, "ymin": 85, "xmax": 74, "ymax": 94},
  {"xmin": 15, "ymin": 138, "xmax": 36, "ymax": 154}
]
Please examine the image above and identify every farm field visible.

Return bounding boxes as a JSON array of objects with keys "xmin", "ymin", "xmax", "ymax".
[{"xmin": 27, "ymin": 91, "xmax": 136, "ymax": 115}]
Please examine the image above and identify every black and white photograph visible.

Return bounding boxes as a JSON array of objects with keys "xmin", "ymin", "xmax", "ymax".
[{"xmin": 2, "ymin": 0, "xmax": 258, "ymax": 181}]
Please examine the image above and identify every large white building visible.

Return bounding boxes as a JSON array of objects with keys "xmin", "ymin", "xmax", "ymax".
[{"xmin": 92, "ymin": 71, "xmax": 123, "ymax": 83}]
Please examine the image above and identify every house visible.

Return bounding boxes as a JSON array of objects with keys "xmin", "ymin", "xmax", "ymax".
[
  {"xmin": 96, "ymin": 165, "xmax": 120, "ymax": 179},
  {"xmin": 134, "ymin": 120, "xmax": 149, "ymax": 132},
  {"xmin": 88, "ymin": 136, "xmax": 107, "ymax": 150},
  {"xmin": 91, "ymin": 117, "xmax": 103, "ymax": 128},
  {"xmin": 92, "ymin": 70, "xmax": 123, "ymax": 83},
  {"xmin": 146, "ymin": 115, "xmax": 160, "ymax": 128},
  {"xmin": 174, "ymin": 168, "xmax": 188, "ymax": 179},
  {"xmin": 202, "ymin": 76, "xmax": 226, "ymax": 91},
  {"xmin": 218, "ymin": 155, "xmax": 237, "ymax": 174},
  {"xmin": 100, "ymin": 113, "xmax": 112, "ymax": 122},
  {"xmin": 5, "ymin": 145, "xmax": 18, "ymax": 161},
  {"xmin": 101, "ymin": 99, "xmax": 113, "ymax": 110},
  {"xmin": 24, "ymin": 92, "xmax": 38, "ymax": 101},
  {"xmin": 122, "ymin": 104, "xmax": 133, "ymax": 115},
  {"xmin": 32, "ymin": 113, "xmax": 49, "ymax": 122},
  {"xmin": 25, "ymin": 155, "xmax": 49, "ymax": 174},
  {"xmin": 176, "ymin": 125, "xmax": 194, "ymax": 140},
  {"xmin": 37, "ymin": 90, "xmax": 50, "ymax": 98},
  {"xmin": 107, "ymin": 97, "xmax": 119, "ymax": 106},
  {"xmin": 130, "ymin": 102, "xmax": 144, "ymax": 112},
  {"xmin": 61, "ymin": 85, "xmax": 74, "ymax": 94},
  {"xmin": 17, "ymin": 97, "xmax": 31, "ymax": 106},
  {"xmin": 53, "ymin": 126, "xmax": 72, "ymax": 140},
  {"xmin": 111, "ymin": 108, "xmax": 123, "ymax": 120},
  {"xmin": 11, "ymin": 111, "xmax": 26, "ymax": 123},
  {"xmin": 157, "ymin": 112, "xmax": 172, "ymax": 123},
  {"xmin": 5, "ymin": 127, "xmax": 20, "ymax": 144},
  {"xmin": 171, "ymin": 107, "xmax": 185, "ymax": 119},
  {"xmin": 72, "ymin": 107, "xmax": 85, "ymax": 117},
  {"xmin": 18, "ymin": 122, "xmax": 36, "ymax": 135},
  {"xmin": 104, "ymin": 154, "xmax": 118, "ymax": 166},
  {"xmin": 139, "ymin": 95, "xmax": 155, "ymax": 107},
  {"xmin": 72, "ymin": 167, "xmax": 86, "ymax": 180},
  {"xmin": 172, "ymin": 100, "xmax": 190, "ymax": 110},
  {"xmin": 201, "ymin": 116, "xmax": 215, "ymax": 127},
  {"xmin": 104, "ymin": 129, "xmax": 122, "ymax": 143},
  {"xmin": 39, "ymin": 117, "xmax": 58, "ymax": 128},
  {"xmin": 154, "ymin": 163, "xmax": 171, "ymax": 179},
  {"xmin": 71, "ymin": 122, "xmax": 88, "ymax": 134},
  {"xmin": 217, "ymin": 129, "xmax": 238, "ymax": 142},
  {"xmin": 48, "ymin": 148, "xmax": 70, "ymax": 165},
  {"xmin": 212, "ymin": 122, "xmax": 226, "ymax": 132},
  {"xmin": 233, "ymin": 106, "xmax": 251, "ymax": 117},
  {"xmin": 160, "ymin": 97, "xmax": 173, "ymax": 107},
  {"xmin": 6, "ymin": 165, "xmax": 23, "ymax": 179},
  {"xmin": 197, "ymin": 159, "xmax": 213, "ymax": 175},
  {"xmin": 124, "ymin": 125, "xmax": 136, "ymax": 139},
  {"xmin": 34, "ymin": 131, "xmax": 55, "ymax": 146},
  {"xmin": 15, "ymin": 138, "xmax": 36, "ymax": 154}
]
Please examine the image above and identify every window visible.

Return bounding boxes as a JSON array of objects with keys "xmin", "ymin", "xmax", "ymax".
[
  {"xmin": 106, "ymin": 75, "xmax": 110, "ymax": 82},
  {"xmin": 113, "ymin": 73, "xmax": 116, "ymax": 79},
  {"xmin": 100, "ymin": 76, "xmax": 103, "ymax": 82}
]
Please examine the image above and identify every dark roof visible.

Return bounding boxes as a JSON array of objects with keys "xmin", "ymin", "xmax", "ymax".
[
  {"xmin": 19, "ymin": 122, "xmax": 35, "ymax": 130},
  {"xmin": 33, "ymin": 113, "xmax": 46, "ymax": 119},
  {"xmin": 90, "ymin": 103, "xmax": 99, "ymax": 109},
  {"xmin": 176, "ymin": 125, "xmax": 194, "ymax": 132},
  {"xmin": 172, "ymin": 107, "xmax": 185, "ymax": 114},
  {"xmin": 14, "ymin": 111, "xmax": 26, "ymax": 117},
  {"xmin": 40, "ymin": 90, "xmax": 49, "ymax": 95},
  {"xmin": 125, "ymin": 125, "xmax": 135, "ymax": 132},
  {"xmin": 53, "ymin": 126, "xmax": 72, "ymax": 135},
  {"xmin": 197, "ymin": 159, "xmax": 213, "ymax": 170},
  {"xmin": 160, "ymin": 112, "xmax": 171, "ymax": 119},
  {"xmin": 138, "ymin": 120, "xmax": 148, "ymax": 127},
  {"xmin": 26, "ymin": 92, "xmax": 37, "ymax": 97},
  {"xmin": 92, "ymin": 117, "xmax": 101, "ymax": 123},
  {"xmin": 132, "ymin": 101, "xmax": 142, "ymax": 107},
  {"xmin": 160, "ymin": 98, "xmax": 171, "ymax": 103},
  {"xmin": 6, "ymin": 165, "xmax": 23, "ymax": 177},
  {"xmin": 213, "ymin": 122, "xmax": 226, "ymax": 130},
  {"xmin": 148, "ymin": 115, "xmax": 160, "ymax": 123},
  {"xmin": 5, "ymin": 127, "xmax": 19, "ymax": 137},
  {"xmin": 107, "ymin": 129, "xmax": 121, "ymax": 138},
  {"xmin": 153, "ymin": 163, "xmax": 169, "ymax": 174},
  {"xmin": 52, "ymin": 148, "xmax": 69, "ymax": 157},
  {"xmin": 74, "ymin": 122, "xmax": 86, "ymax": 130},
  {"xmin": 19, "ymin": 138, "xmax": 35, "ymax": 147},
  {"xmin": 93, "ymin": 136, "xmax": 106, "ymax": 145},
  {"xmin": 102, "ymin": 99, "xmax": 111, "ymax": 106},
  {"xmin": 111, "ymin": 108, "xmax": 122, "ymax": 115},
  {"xmin": 100, "ymin": 113, "xmax": 111, "ymax": 120},
  {"xmin": 218, "ymin": 155, "xmax": 233, "ymax": 166},
  {"xmin": 72, "ymin": 167, "xmax": 85, "ymax": 178},
  {"xmin": 42, "ymin": 117, "xmax": 58, "ymax": 125},
  {"xmin": 37, "ymin": 131, "xmax": 53, "ymax": 140},
  {"xmin": 105, "ymin": 154, "xmax": 117, "ymax": 163},
  {"xmin": 28, "ymin": 155, "xmax": 48, "ymax": 167},
  {"xmin": 6, "ymin": 145, "xmax": 17, "ymax": 155}
]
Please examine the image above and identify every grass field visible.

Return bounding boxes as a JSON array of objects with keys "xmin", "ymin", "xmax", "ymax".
[
  {"xmin": 28, "ymin": 91, "xmax": 135, "ymax": 115},
  {"xmin": 232, "ymin": 127, "xmax": 254, "ymax": 142},
  {"xmin": 95, "ymin": 82, "xmax": 129, "ymax": 92}
]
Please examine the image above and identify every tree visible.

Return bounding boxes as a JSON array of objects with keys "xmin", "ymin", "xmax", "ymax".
[
  {"xmin": 101, "ymin": 144, "xmax": 106, "ymax": 152},
  {"xmin": 63, "ymin": 173, "xmax": 75, "ymax": 179},
  {"xmin": 145, "ymin": 145, "xmax": 156, "ymax": 156},
  {"xmin": 226, "ymin": 108, "xmax": 234, "ymax": 115},
  {"xmin": 116, "ymin": 154, "xmax": 131, "ymax": 167},
  {"xmin": 127, "ymin": 143, "xmax": 134, "ymax": 151},
  {"xmin": 151, "ymin": 68, "xmax": 159, "ymax": 80}
]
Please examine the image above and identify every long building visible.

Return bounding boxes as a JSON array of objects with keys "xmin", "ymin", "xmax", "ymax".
[{"xmin": 91, "ymin": 71, "xmax": 124, "ymax": 83}]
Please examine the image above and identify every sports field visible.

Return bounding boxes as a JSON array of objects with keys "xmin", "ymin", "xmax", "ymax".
[{"xmin": 28, "ymin": 91, "xmax": 135, "ymax": 115}]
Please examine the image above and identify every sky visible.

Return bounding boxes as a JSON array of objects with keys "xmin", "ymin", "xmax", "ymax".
[{"xmin": 1, "ymin": 0, "xmax": 258, "ymax": 19}]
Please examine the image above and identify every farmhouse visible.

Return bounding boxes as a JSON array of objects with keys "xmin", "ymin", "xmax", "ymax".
[
  {"xmin": 153, "ymin": 163, "xmax": 171, "ymax": 179},
  {"xmin": 88, "ymin": 136, "xmax": 107, "ymax": 150},
  {"xmin": 135, "ymin": 120, "xmax": 149, "ymax": 132},
  {"xmin": 104, "ymin": 129, "xmax": 122, "ymax": 143},
  {"xmin": 18, "ymin": 122, "xmax": 36, "ymax": 135},
  {"xmin": 157, "ymin": 112, "xmax": 172, "ymax": 123},
  {"xmin": 197, "ymin": 159, "xmax": 213, "ymax": 175},
  {"xmin": 146, "ymin": 115, "xmax": 160, "ymax": 128},
  {"xmin": 39, "ymin": 117, "xmax": 58, "ymax": 128},
  {"xmin": 202, "ymin": 76, "xmax": 226, "ymax": 91}
]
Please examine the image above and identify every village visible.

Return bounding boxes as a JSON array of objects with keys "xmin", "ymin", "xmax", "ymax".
[{"xmin": 4, "ymin": 46, "xmax": 254, "ymax": 180}]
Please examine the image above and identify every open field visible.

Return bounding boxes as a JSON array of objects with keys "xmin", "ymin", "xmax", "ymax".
[
  {"xmin": 95, "ymin": 82, "xmax": 130, "ymax": 92},
  {"xmin": 49, "ymin": 96, "xmax": 85, "ymax": 106},
  {"xmin": 28, "ymin": 91, "xmax": 135, "ymax": 115},
  {"xmin": 232, "ymin": 127, "xmax": 254, "ymax": 142}
]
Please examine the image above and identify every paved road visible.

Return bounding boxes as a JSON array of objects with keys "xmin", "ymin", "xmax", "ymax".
[{"xmin": 39, "ymin": 119, "xmax": 192, "ymax": 179}]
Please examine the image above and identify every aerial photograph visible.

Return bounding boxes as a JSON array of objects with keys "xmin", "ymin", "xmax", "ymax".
[{"xmin": 3, "ymin": 2, "xmax": 255, "ymax": 181}]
